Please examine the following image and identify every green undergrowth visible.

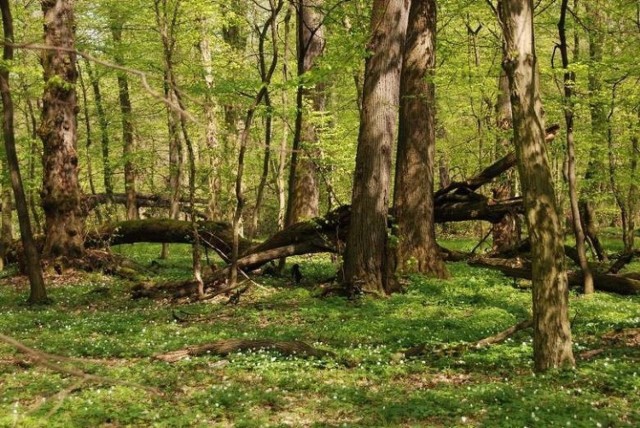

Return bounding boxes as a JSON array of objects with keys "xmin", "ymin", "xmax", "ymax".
[{"xmin": 0, "ymin": 243, "xmax": 639, "ymax": 427}]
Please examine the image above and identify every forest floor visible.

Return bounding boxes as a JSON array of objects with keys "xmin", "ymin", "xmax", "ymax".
[{"xmin": 0, "ymin": 239, "xmax": 639, "ymax": 427}]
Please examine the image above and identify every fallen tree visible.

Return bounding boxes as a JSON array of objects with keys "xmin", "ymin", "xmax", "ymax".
[{"xmin": 469, "ymin": 257, "xmax": 640, "ymax": 295}]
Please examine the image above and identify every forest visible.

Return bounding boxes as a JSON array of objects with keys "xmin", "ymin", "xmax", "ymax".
[{"xmin": 0, "ymin": 0, "xmax": 638, "ymax": 426}]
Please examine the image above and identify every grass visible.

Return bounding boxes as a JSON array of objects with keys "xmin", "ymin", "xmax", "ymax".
[{"xmin": 0, "ymin": 242, "xmax": 639, "ymax": 427}]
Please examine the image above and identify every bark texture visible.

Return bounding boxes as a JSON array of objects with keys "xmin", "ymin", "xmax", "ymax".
[
  {"xmin": 287, "ymin": 0, "xmax": 326, "ymax": 225},
  {"xmin": 393, "ymin": 0, "xmax": 447, "ymax": 277},
  {"xmin": 343, "ymin": 0, "xmax": 409, "ymax": 295},
  {"xmin": 499, "ymin": 0, "xmax": 575, "ymax": 371},
  {"xmin": 38, "ymin": 0, "xmax": 85, "ymax": 260}
]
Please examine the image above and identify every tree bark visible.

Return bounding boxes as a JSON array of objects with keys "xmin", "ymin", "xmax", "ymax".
[
  {"xmin": 38, "ymin": 0, "xmax": 85, "ymax": 260},
  {"xmin": 491, "ymin": 70, "xmax": 519, "ymax": 252},
  {"xmin": 111, "ymin": 21, "xmax": 138, "ymax": 220},
  {"xmin": 83, "ymin": 60, "xmax": 113, "ymax": 199},
  {"xmin": 1, "ymin": 0, "xmax": 47, "ymax": 302},
  {"xmin": 498, "ymin": 0, "xmax": 575, "ymax": 371},
  {"xmin": 342, "ymin": 0, "xmax": 409, "ymax": 295},
  {"xmin": 393, "ymin": 0, "xmax": 447, "ymax": 278},
  {"xmin": 286, "ymin": 0, "xmax": 326, "ymax": 225},
  {"xmin": 559, "ymin": 0, "xmax": 594, "ymax": 293}
]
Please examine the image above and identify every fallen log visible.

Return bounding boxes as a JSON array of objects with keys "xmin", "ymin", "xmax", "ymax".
[
  {"xmin": 83, "ymin": 193, "xmax": 209, "ymax": 219},
  {"xmin": 86, "ymin": 219, "xmax": 254, "ymax": 256},
  {"xmin": 434, "ymin": 197, "xmax": 523, "ymax": 223},
  {"xmin": 469, "ymin": 257, "xmax": 640, "ymax": 295},
  {"xmin": 153, "ymin": 339, "xmax": 337, "ymax": 363}
]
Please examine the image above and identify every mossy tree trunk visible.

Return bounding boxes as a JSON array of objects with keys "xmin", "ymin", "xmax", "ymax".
[
  {"xmin": 498, "ymin": 0, "xmax": 575, "ymax": 371},
  {"xmin": 38, "ymin": 0, "xmax": 85, "ymax": 260}
]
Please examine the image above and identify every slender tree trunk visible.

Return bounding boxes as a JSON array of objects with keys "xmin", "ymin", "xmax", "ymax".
[
  {"xmin": 198, "ymin": 17, "xmax": 220, "ymax": 220},
  {"xmin": 342, "ymin": 0, "xmax": 409, "ymax": 295},
  {"xmin": 276, "ymin": 5, "xmax": 293, "ymax": 231},
  {"xmin": 393, "ymin": 0, "xmax": 447, "ymax": 278},
  {"xmin": 155, "ymin": 0, "xmax": 183, "ymax": 260},
  {"xmin": 23, "ymin": 97, "xmax": 42, "ymax": 234},
  {"xmin": 498, "ymin": 0, "xmax": 575, "ymax": 371},
  {"xmin": 286, "ymin": 0, "xmax": 326, "ymax": 226},
  {"xmin": 492, "ymin": 70, "xmax": 519, "ymax": 252},
  {"xmin": 111, "ymin": 22, "xmax": 138, "ymax": 220},
  {"xmin": 229, "ymin": 0, "xmax": 283, "ymax": 287},
  {"xmin": 1, "ymin": 0, "xmax": 47, "ymax": 302},
  {"xmin": 38, "ymin": 0, "xmax": 85, "ymax": 260},
  {"xmin": 559, "ymin": 0, "xmax": 594, "ymax": 294},
  {"xmin": 0, "ymin": 184, "xmax": 11, "ymax": 270},
  {"xmin": 250, "ymin": 91, "xmax": 273, "ymax": 239},
  {"xmin": 84, "ymin": 60, "xmax": 112, "ymax": 199}
]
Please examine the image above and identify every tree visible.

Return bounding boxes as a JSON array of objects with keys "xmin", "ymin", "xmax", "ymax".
[
  {"xmin": 558, "ymin": 0, "xmax": 594, "ymax": 294},
  {"xmin": 342, "ymin": 0, "xmax": 409, "ymax": 295},
  {"xmin": 498, "ymin": 0, "xmax": 575, "ymax": 371},
  {"xmin": 286, "ymin": 0, "xmax": 326, "ymax": 226},
  {"xmin": 38, "ymin": 0, "xmax": 85, "ymax": 260},
  {"xmin": 393, "ymin": 0, "xmax": 447, "ymax": 278},
  {"xmin": 0, "ymin": 0, "xmax": 47, "ymax": 303}
]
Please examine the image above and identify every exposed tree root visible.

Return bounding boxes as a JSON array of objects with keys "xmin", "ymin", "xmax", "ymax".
[{"xmin": 153, "ymin": 339, "xmax": 339, "ymax": 363}]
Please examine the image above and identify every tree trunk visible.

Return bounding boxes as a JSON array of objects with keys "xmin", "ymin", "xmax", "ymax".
[
  {"xmin": 198, "ymin": 17, "xmax": 221, "ymax": 220},
  {"xmin": 111, "ymin": 22, "xmax": 138, "ymax": 220},
  {"xmin": 393, "ymin": 0, "xmax": 447, "ymax": 278},
  {"xmin": 1, "ymin": 0, "xmax": 47, "ymax": 302},
  {"xmin": 286, "ymin": 0, "xmax": 326, "ymax": 225},
  {"xmin": 38, "ymin": 0, "xmax": 85, "ymax": 260},
  {"xmin": 492, "ymin": 70, "xmax": 519, "ymax": 252},
  {"xmin": 24, "ymin": 97, "xmax": 42, "ymax": 234},
  {"xmin": 559, "ymin": 0, "xmax": 594, "ymax": 294},
  {"xmin": 498, "ymin": 0, "xmax": 574, "ymax": 371},
  {"xmin": 84, "ymin": 60, "xmax": 113, "ymax": 199},
  {"xmin": 342, "ymin": 0, "xmax": 409, "ymax": 295}
]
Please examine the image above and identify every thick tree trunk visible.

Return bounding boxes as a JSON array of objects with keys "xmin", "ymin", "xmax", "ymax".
[
  {"xmin": 38, "ymin": 0, "xmax": 85, "ymax": 260},
  {"xmin": 499, "ymin": 0, "xmax": 574, "ymax": 371},
  {"xmin": 111, "ymin": 22, "xmax": 138, "ymax": 220},
  {"xmin": 286, "ymin": 0, "xmax": 326, "ymax": 225},
  {"xmin": 393, "ymin": 0, "xmax": 447, "ymax": 278},
  {"xmin": 342, "ymin": 0, "xmax": 409, "ymax": 295},
  {"xmin": 559, "ymin": 0, "xmax": 594, "ymax": 293},
  {"xmin": 1, "ymin": 0, "xmax": 47, "ymax": 302}
]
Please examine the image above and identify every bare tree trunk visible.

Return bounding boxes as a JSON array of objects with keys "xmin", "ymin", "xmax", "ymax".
[
  {"xmin": 38, "ymin": 0, "xmax": 85, "ymax": 260},
  {"xmin": 498, "ymin": 0, "xmax": 574, "ymax": 371},
  {"xmin": 229, "ymin": 0, "xmax": 283, "ymax": 287},
  {"xmin": 1, "ymin": 0, "xmax": 47, "ymax": 302},
  {"xmin": 198, "ymin": 17, "xmax": 220, "ymax": 220},
  {"xmin": 155, "ymin": 0, "xmax": 183, "ymax": 259},
  {"xmin": 342, "ymin": 0, "xmax": 409, "ymax": 295},
  {"xmin": 249, "ymin": 91, "xmax": 273, "ymax": 239},
  {"xmin": 83, "ymin": 60, "xmax": 112, "ymax": 200},
  {"xmin": 285, "ymin": 0, "xmax": 326, "ymax": 226},
  {"xmin": 111, "ymin": 22, "xmax": 138, "ymax": 220},
  {"xmin": 559, "ymin": 0, "xmax": 594, "ymax": 293},
  {"xmin": 393, "ymin": 0, "xmax": 447, "ymax": 278},
  {"xmin": 275, "ymin": 5, "xmax": 293, "ymax": 231},
  {"xmin": 492, "ymin": 70, "xmax": 519, "ymax": 252},
  {"xmin": 24, "ymin": 97, "xmax": 42, "ymax": 234}
]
